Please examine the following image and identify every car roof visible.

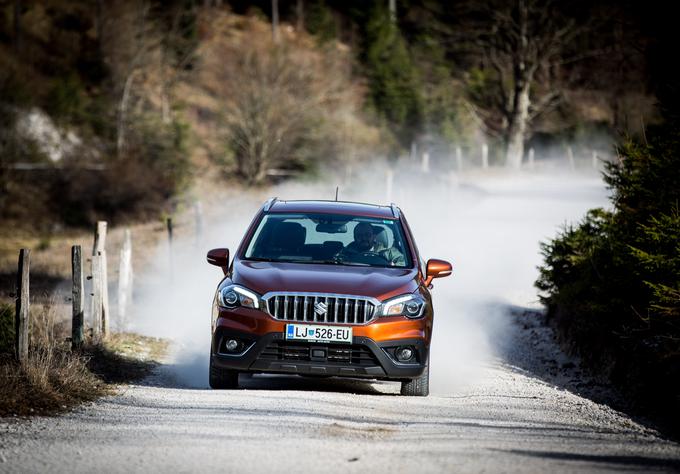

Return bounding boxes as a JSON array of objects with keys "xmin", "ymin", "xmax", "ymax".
[{"xmin": 266, "ymin": 199, "xmax": 399, "ymax": 219}]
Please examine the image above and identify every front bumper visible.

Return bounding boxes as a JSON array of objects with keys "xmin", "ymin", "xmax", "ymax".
[{"xmin": 211, "ymin": 308, "xmax": 431, "ymax": 380}]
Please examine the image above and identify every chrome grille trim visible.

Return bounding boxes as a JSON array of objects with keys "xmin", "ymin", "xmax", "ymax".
[{"xmin": 262, "ymin": 292, "xmax": 380, "ymax": 325}]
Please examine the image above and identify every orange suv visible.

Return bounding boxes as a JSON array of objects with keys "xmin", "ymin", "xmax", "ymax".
[{"xmin": 206, "ymin": 199, "xmax": 452, "ymax": 396}]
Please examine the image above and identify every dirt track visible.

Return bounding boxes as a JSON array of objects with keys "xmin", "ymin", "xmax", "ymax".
[
  {"xmin": 1, "ymin": 307, "xmax": 679, "ymax": 474},
  {"xmin": 3, "ymin": 171, "xmax": 679, "ymax": 473}
]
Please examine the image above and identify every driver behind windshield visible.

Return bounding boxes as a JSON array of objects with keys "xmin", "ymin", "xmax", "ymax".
[{"xmin": 342, "ymin": 222, "xmax": 405, "ymax": 266}]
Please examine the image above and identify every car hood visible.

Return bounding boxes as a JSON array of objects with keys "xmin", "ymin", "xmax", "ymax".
[{"xmin": 232, "ymin": 259, "xmax": 419, "ymax": 301}]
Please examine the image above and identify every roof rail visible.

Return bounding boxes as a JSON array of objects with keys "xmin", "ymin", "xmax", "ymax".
[
  {"xmin": 390, "ymin": 203, "xmax": 400, "ymax": 218},
  {"xmin": 263, "ymin": 197, "xmax": 278, "ymax": 212}
]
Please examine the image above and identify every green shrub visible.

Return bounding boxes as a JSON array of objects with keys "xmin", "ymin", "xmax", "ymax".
[
  {"xmin": 0, "ymin": 53, "xmax": 33, "ymax": 107},
  {"xmin": 536, "ymin": 120, "xmax": 680, "ymax": 423},
  {"xmin": 629, "ymin": 208, "xmax": 680, "ymax": 321},
  {"xmin": 45, "ymin": 74, "xmax": 86, "ymax": 123},
  {"xmin": 305, "ymin": 0, "xmax": 337, "ymax": 43},
  {"xmin": 362, "ymin": 3, "xmax": 423, "ymax": 148}
]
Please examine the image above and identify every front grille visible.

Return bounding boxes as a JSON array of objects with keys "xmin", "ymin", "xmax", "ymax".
[
  {"xmin": 263, "ymin": 293, "xmax": 378, "ymax": 324},
  {"xmin": 259, "ymin": 341, "xmax": 378, "ymax": 366}
]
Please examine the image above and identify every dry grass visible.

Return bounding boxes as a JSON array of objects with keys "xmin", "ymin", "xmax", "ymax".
[
  {"xmin": 0, "ymin": 301, "xmax": 168, "ymax": 417},
  {"xmin": 0, "ymin": 333, "xmax": 107, "ymax": 417},
  {"xmin": 86, "ymin": 333, "xmax": 168, "ymax": 384},
  {"xmin": 0, "ymin": 180, "xmax": 181, "ymax": 418}
]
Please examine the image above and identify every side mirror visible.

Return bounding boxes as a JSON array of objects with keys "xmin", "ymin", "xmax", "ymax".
[
  {"xmin": 425, "ymin": 258, "xmax": 452, "ymax": 286},
  {"xmin": 207, "ymin": 248, "xmax": 229, "ymax": 275}
]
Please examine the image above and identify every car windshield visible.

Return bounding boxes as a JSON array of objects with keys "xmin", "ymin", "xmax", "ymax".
[{"xmin": 244, "ymin": 212, "xmax": 413, "ymax": 268}]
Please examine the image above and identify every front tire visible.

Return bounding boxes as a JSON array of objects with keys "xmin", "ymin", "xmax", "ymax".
[
  {"xmin": 209, "ymin": 356, "xmax": 239, "ymax": 389},
  {"xmin": 400, "ymin": 361, "xmax": 429, "ymax": 396}
]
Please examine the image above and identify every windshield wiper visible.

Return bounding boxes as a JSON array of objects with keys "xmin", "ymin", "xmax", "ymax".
[
  {"xmin": 246, "ymin": 257, "xmax": 316, "ymax": 264},
  {"xmin": 246, "ymin": 257, "xmax": 371, "ymax": 267},
  {"xmin": 314, "ymin": 259, "xmax": 370, "ymax": 267}
]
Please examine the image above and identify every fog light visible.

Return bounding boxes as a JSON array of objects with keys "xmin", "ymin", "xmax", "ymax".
[
  {"xmin": 395, "ymin": 346, "xmax": 414, "ymax": 362},
  {"xmin": 225, "ymin": 339, "xmax": 240, "ymax": 352}
]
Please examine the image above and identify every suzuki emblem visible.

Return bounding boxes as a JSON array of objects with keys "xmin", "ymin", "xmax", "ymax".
[{"xmin": 314, "ymin": 302, "xmax": 328, "ymax": 316}]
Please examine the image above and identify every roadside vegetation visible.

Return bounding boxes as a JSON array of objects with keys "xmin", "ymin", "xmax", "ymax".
[
  {"xmin": 536, "ymin": 116, "xmax": 680, "ymax": 431},
  {"xmin": 0, "ymin": 302, "xmax": 167, "ymax": 416}
]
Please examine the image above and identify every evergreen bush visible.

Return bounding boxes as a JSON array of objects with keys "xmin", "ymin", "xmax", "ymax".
[{"xmin": 536, "ymin": 121, "xmax": 680, "ymax": 423}]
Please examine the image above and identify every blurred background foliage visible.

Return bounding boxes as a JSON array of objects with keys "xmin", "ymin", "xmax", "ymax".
[{"xmin": 0, "ymin": 0, "xmax": 672, "ymax": 228}]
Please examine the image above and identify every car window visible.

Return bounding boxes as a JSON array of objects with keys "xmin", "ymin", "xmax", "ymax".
[{"xmin": 244, "ymin": 213, "xmax": 412, "ymax": 268}]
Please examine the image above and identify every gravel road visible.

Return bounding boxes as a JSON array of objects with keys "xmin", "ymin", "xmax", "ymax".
[
  {"xmin": 2, "ymin": 306, "xmax": 679, "ymax": 474},
  {"xmin": 3, "ymin": 171, "xmax": 679, "ymax": 473}
]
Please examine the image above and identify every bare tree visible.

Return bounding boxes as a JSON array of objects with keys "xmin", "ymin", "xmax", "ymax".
[
  {"xmin": 465, "ymin": 0, "xmax": 588, "ymax": 168},
  {"xmin": 102, "ymin": 1, "xmax": 196, "ymax": 156},
  {"xmin": 202, "ymin": 14, "xmax": 365, "ymax": 183},
  {"xmin": 100, "ymin": 1, "xmax": 155, "ymax": 157},
  {"xmin": 218, "ymin": 48, "xmax": 337, "ymax": 182}
]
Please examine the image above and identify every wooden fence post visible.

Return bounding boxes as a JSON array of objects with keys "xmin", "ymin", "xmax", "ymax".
[
  {"xmin": 567, "ymin": 146, "xmax": 575, "ymax": 171},
  {"xmin": 91, "ymin": 254, "xmax": 103, "ymax": 342},
  {"xmin": 117, "ymin": 229, "xmax": 133, "ymax": 330},
  {"xmin": 71, "ymin": 246, "xmax": 84, "ymax": 350},
  {"xmin": 421, "ymin": 151, "xmax": 430, "ymax": 173},
  {"xmin": 15, "ymin": 249, "xmax": 30, "ymax": 363},
  {"xmin": 93, "ymin": 221, "xmax": 109, "ymax": 338},
  {"xmin": 481, "ymin": 143, "xmax": 489, "ymax": 169},
  {"xmin": 528, "ymin": 147, "xmax": 535, "ymax": 170},
  {"xmin": 455, "ymin": 146, "xmax": 463, "ymax": 172},
  {"xmin": 167, "ymin": 217, "xmax": 173, "ymax": 244},
  {"xmin": 93, "ymin": 221, "xmax": 106, "ymax": 256},
  {"xmin": 167, "ymin": 217, "xmax": 174, "ymax": 284}
]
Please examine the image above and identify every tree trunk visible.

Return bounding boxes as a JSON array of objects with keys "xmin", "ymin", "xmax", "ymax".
[
  {"xmin": 96, "ymin": 0, "xmax": 103, "ymax": 50},
  {"xmin": 272, "ymin": 0, "xmax": 279, "ymax": 43},
  {"xmin": 505, "ymin": 81, "xmax": 530, "ymax": 169},
  {"xmin": 296, "ymin": 0, "xmax": 304, "ymax": 31},
  {"xmin": 117, "ymin": 70, "xmax": 138, "ymax": 157},
  {"xmin": 13, "ymin": 0, "xmax": 21, "ymax": 52}
]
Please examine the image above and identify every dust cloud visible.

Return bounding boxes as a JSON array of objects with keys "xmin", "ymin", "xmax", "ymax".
[{"xmin": 129, "ymin": 155, "xmax": 609, "ymax": 393}]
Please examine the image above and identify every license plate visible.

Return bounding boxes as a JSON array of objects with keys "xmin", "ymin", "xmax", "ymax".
[{"xmin": 285, "ymin": 324, "xmax": 352, "ymax": 343}]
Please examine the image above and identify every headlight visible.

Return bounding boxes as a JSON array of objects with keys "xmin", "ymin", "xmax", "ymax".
[
  {"xmin": 218, "ymin": 285, "xmax": 260, "ymax": 309},
  {"xmin": 381, "ymin": 293, "xmax": 426, "ymax": 319}
]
